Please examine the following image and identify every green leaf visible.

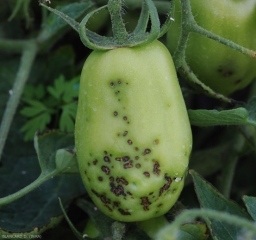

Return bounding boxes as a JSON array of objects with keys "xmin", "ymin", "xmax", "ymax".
[
  {"xmin": 246, "ymin": 96, "xmax": 256, "ymax": 124},
  {"xmin": 47, "ymin": 75, "xmax": 79, "ymax": 103},
  {"xmin": 191, "ymin": 170, "xmax": 251, "ymax": 240},
  {"xmin": 20, "ymin": 99, "xmax": 50, "ymax": 117},
  {"xmin": 62, "ymin": 76, "xmax": 79, "ymax": 102},
  {"xmin": 186, "ymin": 142, "xmax": 232, "ymax": 185},
  {"xmin": 0, "ymin": 155, "xmax": 84, "ymax": 234},
  {"xmin": 60, "ymin": 102, "xmax": 77, "ymax": 132},
  {"xmin": 34, "ymin": 130, "xmax": 75, "ymax": 173},
  {"xmin": 20, "ymin": 112, "xmax": 52, "ymax": 141},
  {"xmin": 22, "ymin": 84, "xmax": 46, "ymax": 102},
  {"xmin": 47, "ymin": 75, "xmax": 66, "ymax": 100},
  {"xmin": 40, "ymin": 2, "xmax": 93, "ymax": 41},
  {"xmin": 243, "ymin": 196, "xmax": 256, "ymax": 221},
  {"xmin": 177, "ymin": 222, "xmax": 208, "ymax": 240},
  {"xmin": 188, "ymin": 107, "xmax": 256, "ymax": 127},
  {"xmin": 55, "ymin": 148, "xmax": 79, "ymax": 174}
]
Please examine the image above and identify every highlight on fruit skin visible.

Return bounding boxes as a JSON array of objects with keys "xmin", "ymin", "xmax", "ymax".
[{"xmin": 75, "ymin": 40, "xmax": 192, "ymax": 222}]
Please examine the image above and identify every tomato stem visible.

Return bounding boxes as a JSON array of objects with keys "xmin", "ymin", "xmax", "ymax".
[{"xmin": 108, "ymin": 0, "xmax": 128, "ymax": 44}]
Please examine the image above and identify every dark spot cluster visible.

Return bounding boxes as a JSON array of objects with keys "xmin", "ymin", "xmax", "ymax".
[
  {"xmin": 118, "ymin": 208, "xmax": 131, "ymax": 216},
  {"xmin": 143, "ymin": 172, "xmax": 150, "ymax": 178},
  {"xmin": 91, "ymin": 189, "xmax": 111, "ymax": 205},
  {"xmin": 217, "ymin": 67, "xmax": 234, "ymax": 77},
  {"xmin": 123, "ymin": 160, "xmax": 133, "ymax": 169},
  {"xmin": 117, "ymin": 177, "xmax": 129, "ymax": 185},
  {"xmin": 104, "ymin": 156, "xmax": 111, "ymax": 163},
  {"xmin": 153, "ymin": 161, "xmax": 161, "ymax": 175},
  {"xmin": 101, "ymin": 166, "xmax": 110, "ymax": 175},
  {"xmin": 110, "ymin": 182, "xmax": 126, "ymax": 197},
  {"xmin": 159, "ymin": 174, "xmax": 172, "ymax": 196},
  {"xmin": 143, "ymin": 148, "xmax": 151, "ymax": 155},
  {"xmin": 141, "ymin": 196, "xmax": 151, "ymax": 211}
]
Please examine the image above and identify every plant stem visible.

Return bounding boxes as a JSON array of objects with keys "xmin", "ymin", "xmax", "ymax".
[
  {"xmin": 0, "ymin": 170, "xmax": 58, "ymax": 206},
  {"xmin": 0, "ymin": 38, "xmax": 29, "ymax": 52},
  {"xmin": 0, "ymin": 40, "xmax": 37, "ymax": 162},
  {"xmin": 95, "ymin": 0, "xmax": 171, "ymax": 14}
]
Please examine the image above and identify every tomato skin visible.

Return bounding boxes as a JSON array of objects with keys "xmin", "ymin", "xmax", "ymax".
[
  {"xmin": 75, "ymin": 40, "xmax": 192, "ymax": 222},
  {"xmin": 167, "ymin": 0, "xmax": 256, "ymax": 96}
]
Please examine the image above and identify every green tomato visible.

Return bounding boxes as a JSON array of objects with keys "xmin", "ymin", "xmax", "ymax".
[
  {"xmin": 167, "ymin": 0, "xmax": 256, "ymax": 96},
  {"xmin": 75, "ymin": 40, "xmax": 192, "ymax": 222}
]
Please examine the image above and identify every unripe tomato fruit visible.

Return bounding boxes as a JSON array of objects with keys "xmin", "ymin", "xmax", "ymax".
[
  {"xmin": 75, "ymin": 40, "xmax": 192, "ymax": 222},
  {"xmin": 167, "ymin": 0, "xmax": 256, "ymax": 96}
]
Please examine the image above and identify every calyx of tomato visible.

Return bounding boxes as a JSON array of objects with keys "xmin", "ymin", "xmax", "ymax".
[{"xmin": 40, "ymin": 0, "xmax": 174, "ymax": 50}]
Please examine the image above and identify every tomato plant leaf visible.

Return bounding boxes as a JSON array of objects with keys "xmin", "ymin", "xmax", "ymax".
[
  {"xmin": 34, "ymin": 130, "xmax": 75, "ymax": 173},
  {"xmin": 177, "ymin": 222, "xmax": 209, "ymax": 240},
  {"xmin": 60, "ymin": 102, "xmax": 77, "ymax": 132},
  {"xmin": 0, "ymin": 155, "xmax": 84, "ymax": 234},
  {"xmin": 55, "ymin": 148, "xmax": 79, "ymax": 174},
  {"xmin": 186, "ymin": 142, "xmax": 232, "ymax": 185},
  {"xmin": 245, "ymin": 96, "xmax": 256, "ymax": 125},
  {"xmin": 20, "ymin": 99, "xmax": 51, "ymax": 117},
  {"xmin": 243, "ymin": 196, "xmax": 256, "ymax": 221},
  {"xmin": 188, "ymin": 107, "xmax": 256, "ymax": 127},
  {"xmin": 40, "ymin": 2, "xmax": 93, "ymax": 41},
  {"xmin": 20, "ymin": 112, "xmax": 52, "ymax": 141},
  {"xmin": 191, "ymin": 170, "xmax": 251, "ymax": 240}
]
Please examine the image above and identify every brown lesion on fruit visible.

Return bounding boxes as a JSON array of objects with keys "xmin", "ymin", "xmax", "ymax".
[
  {"xmin": 115, "ymin": 157, "xmax": 122, "ymax": 161},
  {"xmin": 118, "ymin": 208, "xmax": 131, "ymax": 216},
  {"xmin": 217, "ymin": 67, "xmax": 234, "ymax": 77},
  {"xmin": 141, "ymin": 197, "xmax": 151, "ymax": 211},
  {"xmin": 93, "ymin": 159, "xmax": 98, "ymax": 165},
  {"xmin": 122, "ymin": 156, "xmax": 130, "ymax": 162},
  {"xmin": 109, "ymin": 176, "xmax": 114, "ymax": 182},
  {"xmin": 142, "ymin": 148, "xmax": 151, "ymax": 155},
  {"xmin": 135, "ymin": 156, "xmax": 139, "ymax": 160},
  {"xmin": 104, "ymin": 156, "xmax": 111, "ymax": 163},
  {"xmin": 159, "ymin": 174, "xmax": 172, "ymax": 196},
  {"xmin": 113, "ymin": 201, "xmax": 120, "ymax": 207},
  {"xmin": 113, "ymin": 111, "xmax": 118, "ymax": 116},
  {"xmin": 110, "ymin": 182, "xmax": 126, "ymax": 197},
  {"xmin": 127, "ymin": 139, "xmax": 133, "ymax": 145},
  {"xmin": 91, "ymin": 189, "xmax": 111, "ymax": 205},
  {"xmin": 123, "ymin": 131, "xmax": 128, "ymax": 136},
  {"xmin": 153, "ymin": 161, "xmax": 161, "ymax": 175},
  {"xmin": 134, "ymin": 147, "xmax": 139, "ymax": 151},
  {"xmin": 143, "ymin": 172, "xmax": 150, "ymax": 178},
  {"xmin": 101, "ymin": 166, "xmax": 110, "ymax": 175},
  {"xmin": 110, "ymin": 82, "xmax": 115, "ymax": 87},
  {"xmin": 98, "ymin": 176, "xmax": 103, "ymax": 181},
  {"xmin": 235, "ymin": 79, "xmax": 242, "ymax": 85},
  {"xmin": 105, "ymin": 205, "xmax": 113, "ymax": 212},
  {"xmin": 116, "ymin": 177, "xmax": 129, "ymax": 185},
  {"xmin": 135, "ymin": 163, "xmax": 141, "ymax": 168},
  {"xmin": 123, "ymin": 160, "xmax": 133, "ymax": 169},
  {"xmin": 153, "ymin": 139, "xmax": 159, "ymax": 145},
  {"xmin": 123, "ymin": 116, "xmax": 128, "ymax": 121}
]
